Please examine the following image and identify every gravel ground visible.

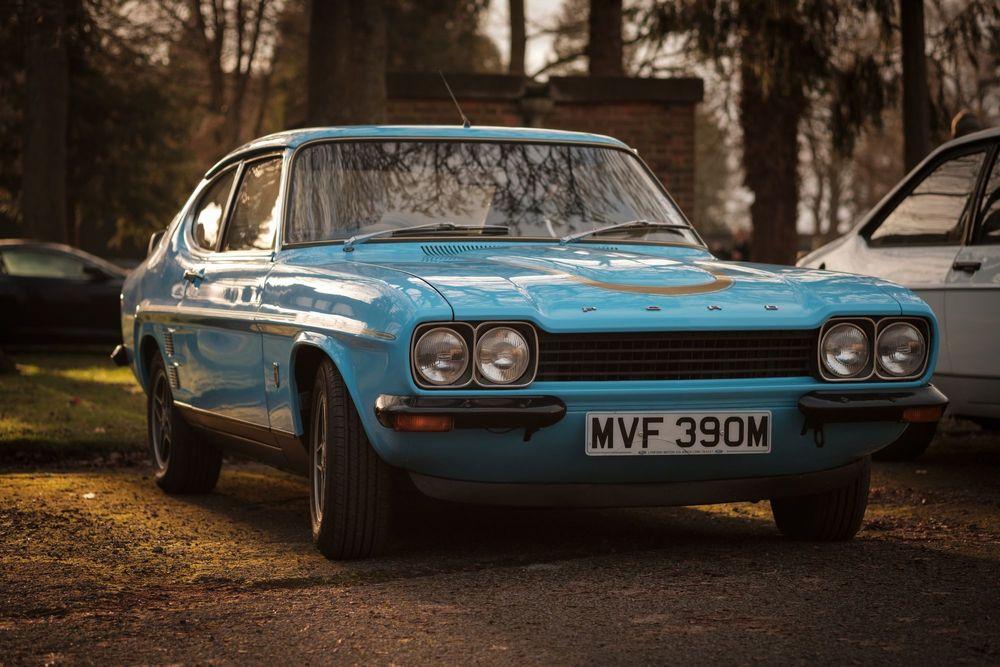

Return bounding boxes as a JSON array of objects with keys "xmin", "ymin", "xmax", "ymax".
[{"xmin": 1, "ymin": 422, "xmax": 998, "ymax": 665}]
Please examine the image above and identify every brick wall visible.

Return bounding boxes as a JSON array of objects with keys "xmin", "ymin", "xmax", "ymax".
[{"xmin": 386, "ymin": 73, "xmax": 703, "ymax": 219}]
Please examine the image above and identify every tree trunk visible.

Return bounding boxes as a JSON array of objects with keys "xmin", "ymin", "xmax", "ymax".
[
  {"xmin": 900, "ymin": 0, "xmax": 931, "ymax": 171},
  {"xmin": 508, "ymin": 0, "xmax": 526, "ymax": 75},
  {"xmin": 824, "ymin": 153, "xmax": 844, "ymax": 244},
  {"xmin": 307, "ymin": 0, "xmax": 386, "ymax": 125},
  {"xmin": 740, "ymin": 63, "xmax": 804, "ymax": 266},
  {"xmin": 587, "ymin": 0, "xmax": 623, "ymax": 76},
  {"xmin": 22, "ymin": 0, "xmax": 70, "ymax": 244}
]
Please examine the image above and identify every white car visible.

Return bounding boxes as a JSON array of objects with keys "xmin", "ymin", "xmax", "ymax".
[{"xmin": 799, "ymin": 127, "xmax": 999, "ymax": 459}]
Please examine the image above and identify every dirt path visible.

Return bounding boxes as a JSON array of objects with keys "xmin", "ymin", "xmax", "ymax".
[{"xmin": 2, "ymin": 425, "xmax": 998, "ymax": 665}]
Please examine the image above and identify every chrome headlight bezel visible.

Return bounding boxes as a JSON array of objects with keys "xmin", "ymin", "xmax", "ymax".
[
  {"xmin": 817, "ymin": 318, "xmax": 875, "ymax": 381},
  {"xmin": 474, "ymin": 323, "xmax": 537, "ymax": 386},
  {"xmin": 411, "ymin": 321, "xmax": 538, "ymax": 389},
  {"xmin": 411, "ymin": 323, "xmax": 474, "ymax": 388},
  {"xmin": 875, "ymin": 318, "xmax": 929, "ymax": 380}
]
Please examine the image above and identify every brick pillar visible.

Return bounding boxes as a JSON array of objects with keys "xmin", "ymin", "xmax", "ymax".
[{"xmin": 386, "ymin": 73, "xmax": 704, "ymax": 220}]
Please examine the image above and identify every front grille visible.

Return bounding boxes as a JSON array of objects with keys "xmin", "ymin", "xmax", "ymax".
[{"xmin": 535, "ymin": 329, "xmax": 817, "ymax": 382}]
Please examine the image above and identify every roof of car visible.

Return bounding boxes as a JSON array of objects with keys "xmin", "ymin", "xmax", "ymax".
[
  {"xmin": 206, "ymin": 125, "xmax": 631, "ymax": 178},
  {"xmin": 933, "ymin": 126, "xmax": 999, "ymax": 152}
]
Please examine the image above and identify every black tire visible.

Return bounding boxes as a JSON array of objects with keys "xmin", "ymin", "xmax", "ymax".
[
  {"xmin": 309, "ymin": 358, "xmax": 392, "ymax": 560},
  {"xmin": 770, "ymin": 457, "xmax": 871, "ymax": 541},
  {"xmin": 147, "ymin": 353, "xmax": 222, "ymax": 494},
  {"xmin": 873, "ymin": 422, "xmax": 937, "ymax": 462}
]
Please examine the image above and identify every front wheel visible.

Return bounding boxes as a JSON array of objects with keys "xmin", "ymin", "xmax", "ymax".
[
  {"xmin": 770, "ymin": 457, "xmax": 870, "ymax": 541},
  {"xmin": 309, "ymin": 358, "xmax": 392, "ymax": 559}
]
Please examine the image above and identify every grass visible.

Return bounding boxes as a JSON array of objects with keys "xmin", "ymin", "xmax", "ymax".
[{"xmin": 0, "ymin": 350, "xmax": 146, "ymax": 463}]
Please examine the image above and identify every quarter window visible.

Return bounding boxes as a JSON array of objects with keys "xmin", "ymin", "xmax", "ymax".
[
  {"xmin": 975, "ymin": 151, "xmax": 1000, "ymax": 244},
  {"xmin": 222, "ymin": 157, "xmax": 282, "ymax": 252},
  {"xmin": 192, "ymin": 169, "xmax": 236, "ymax": 251},
  {"xmin": 869, "ymin": 151, "xmax": 985, "ymax": 246}
]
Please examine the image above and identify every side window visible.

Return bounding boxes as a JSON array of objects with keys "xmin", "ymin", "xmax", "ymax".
[
  {"xmin": 191, "ymin": 169, "xmax": 236, "ymax": 251},
  {"xmin": 1, "ymin": 248, "xmax": 88, "ymax": 279},
  {"xmin": 222, "ymin": 157, "xmax": 282, "ymax": 252},
  {"xmin": 868, "ymin": 151, "xmax": 985, "ymax": 246},
  {"xmin": 974, "ymin": 151, "xmax": 1000, "ymax": 244}
]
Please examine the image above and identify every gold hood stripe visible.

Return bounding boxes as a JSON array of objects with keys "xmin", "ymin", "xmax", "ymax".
[{"xmin": 499, "ymin": 259, "xmax": 735, "ymax": 296}]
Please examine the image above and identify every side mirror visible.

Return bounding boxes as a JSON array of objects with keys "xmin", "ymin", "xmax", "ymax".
[
  {"xmin": 83, "ymin": 265, "xmax": 111, "ymax": 282},
  {"xmin": 147, "ymin": 229, "xmax": 166, "ymax": 257}
]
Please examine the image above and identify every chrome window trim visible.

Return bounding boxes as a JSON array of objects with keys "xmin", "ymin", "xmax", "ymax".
[
  {"xmin": 874, "ymin": 317, "xmax": 931, "ymax": 381},
  {"xmin": 279, "ymin": 137, "xmax": 704, "ymax": 251},
  {"xmin": 186, "ymin": 165, "xmax": 240, "ymax": 257},
  {"xmin": 472, "ymin": 321, "xmax": 540, "ymax": 388},
  {"xmin": 817, "ymin": 317, "xmax": 877, "ymax": 382},
  {"xmin": 217, "ymin": 153, "xmax": 285, "ymax": 255},
  {"xmin": 411, "ymin": 322, "xmax": 476, "ymax": 389}
]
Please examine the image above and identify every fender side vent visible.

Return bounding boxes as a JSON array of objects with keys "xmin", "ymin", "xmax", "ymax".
[
  {"xmin": 167, "ymin": 364, "xmax": 180, "ymax": 389},
  {"xmin": 163, "ymin": 329, "xmax": 175, "ymax": 357}
]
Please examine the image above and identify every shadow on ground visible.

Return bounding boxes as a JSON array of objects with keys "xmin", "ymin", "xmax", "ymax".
[{"xmin": 1, "ymin": 425, "xmax": 998, "ymax": 663}]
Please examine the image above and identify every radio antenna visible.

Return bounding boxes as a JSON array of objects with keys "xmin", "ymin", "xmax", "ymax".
[{"xmin": 438, "ymin": 71, "xmax": 471, "ymax": 128}]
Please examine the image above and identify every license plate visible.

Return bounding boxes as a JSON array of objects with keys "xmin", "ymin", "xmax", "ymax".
[{"xmin": 585, "ymin": 411, "xmax": 771, "ymax": 456}]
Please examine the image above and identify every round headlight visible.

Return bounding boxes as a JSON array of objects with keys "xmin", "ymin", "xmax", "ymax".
[
  {"xmin": 877, "ymin": 322, "xmax": 926, "ymax": 377},
  {"xmin": 476, "ymin": 327, "xmax": 530, "ymax": 384},
  {"xmin": 821, "ymin": 323, "xmax": 870, "ymax": 378},
  {"xmin": 414, "ymin": 327, "xmax": 468, "ymax": 386}
]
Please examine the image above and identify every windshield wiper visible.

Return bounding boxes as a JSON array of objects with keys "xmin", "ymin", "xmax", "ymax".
[
  {"xmin": 343, "ymin": 223, "xmax": 510, "ymax": 252},
  {"xmin": 559, "ymin": 219, "xmax": 692, "ymax": 245}
]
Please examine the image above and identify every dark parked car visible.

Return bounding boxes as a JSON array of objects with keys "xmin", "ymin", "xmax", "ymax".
[{"xmin": 0, "ymin": 239, "xmax": 127, "ymax": 345}]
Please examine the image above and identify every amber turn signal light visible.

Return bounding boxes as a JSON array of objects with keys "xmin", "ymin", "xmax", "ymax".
[
  {"xmin": 393, "ymin": 414, "xmax": 454, "ymax": 432},
  {"xmin": 902, "ymin": 406, "xmax": 944, "ymax": 423}
]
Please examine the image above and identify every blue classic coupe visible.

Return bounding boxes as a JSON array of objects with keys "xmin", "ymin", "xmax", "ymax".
[{"xmin": 114, "ymin": 126, "xmax": 947, "ymax": 559}]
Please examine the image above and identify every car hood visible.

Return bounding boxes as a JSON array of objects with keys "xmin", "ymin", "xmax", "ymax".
[{"xmin": 354, "ymin": 243, "xmax": 908, "ymax": 332}]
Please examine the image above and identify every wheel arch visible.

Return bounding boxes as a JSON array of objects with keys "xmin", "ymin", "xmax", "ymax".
[
  {"xmin": 137, "ymin": 333, "xmax": 162, "ymax": 393},
  {"xmin": 287, "ymin": 333, "xmax": 363, "ymax": 438}
]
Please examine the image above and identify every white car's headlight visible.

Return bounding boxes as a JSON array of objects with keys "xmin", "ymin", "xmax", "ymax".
[
  {"xmin": 476, "ymin": 326, "xmax": 530, "ymax": 384},
  {"xmin": 821, "ymin": 323, "xmax": 870, "ymax": 378},
  {"xmin": 877, "ymin": 322, "xmax": 926, "ymax": 377},
  {"xmin": 414, "ymin": 327, "xmax": 469, "ymax": 385}
]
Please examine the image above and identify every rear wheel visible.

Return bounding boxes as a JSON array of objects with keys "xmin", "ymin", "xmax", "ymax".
[
  {"xmin": 873, "ymin": 422, "xmax": 937, "ymax": 461},
  {"xmin": 770, "ymin": 457, "xmax": 870, "ymax": 541},
  {"xmin": 309, "ymin": 358, "xmax": 392, "ymax": 559},
  {"xmin": 147, "ymin": 354, "xmax": 222, "ymax": 494}
]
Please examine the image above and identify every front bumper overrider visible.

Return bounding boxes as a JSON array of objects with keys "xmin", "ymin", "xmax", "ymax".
[{"xmin": 797, "ymin": 385, "xmax": 948, "ymax": 424}]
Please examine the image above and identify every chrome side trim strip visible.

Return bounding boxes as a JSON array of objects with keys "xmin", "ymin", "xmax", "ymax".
[{"xmin": 136, "ymin": 304, "xmax": 395, "ymax": 341}]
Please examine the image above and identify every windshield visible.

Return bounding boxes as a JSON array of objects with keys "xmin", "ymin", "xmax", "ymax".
[{"xmin": 286, "ymin": 140, "xmax": 699, "ymax": 246}]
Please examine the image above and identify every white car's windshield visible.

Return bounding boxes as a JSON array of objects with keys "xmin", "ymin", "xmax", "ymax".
[{"xmin": 286, "ymin": 140, "xmax": 699, "ymax": 246}]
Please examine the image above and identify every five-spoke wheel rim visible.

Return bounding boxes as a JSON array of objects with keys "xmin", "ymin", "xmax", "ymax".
[
  {"xmin": 311, "ymin": 392, "xmax": 328, "ymax": 522},
  {"xmin": 151, "ymin": 372, "xmax": 172, "ymax": 470}
]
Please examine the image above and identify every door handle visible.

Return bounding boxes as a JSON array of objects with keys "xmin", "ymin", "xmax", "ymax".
[
  {"xmin": 183, "ymin": 267, "xmax": 206, "ymax": 282},
  {"xmin": 952, "ymin": 260, "xmax": 982, "ymax": 274}
]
